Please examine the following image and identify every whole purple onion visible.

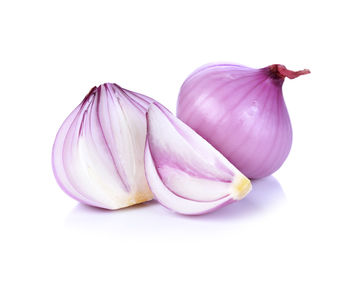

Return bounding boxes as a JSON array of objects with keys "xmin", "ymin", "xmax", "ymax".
[{"xmin": 177, "ymin": 63, "xmax": 310, "ymax": 179}]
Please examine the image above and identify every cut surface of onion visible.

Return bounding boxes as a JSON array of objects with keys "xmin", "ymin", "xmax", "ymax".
[
  {"xmin": 145, "ymin": 103, "xmax": 252, "ymax": 215},
  {"xmin": 52, "ymin": 83, "xmax": 154, "ymax": 209}
]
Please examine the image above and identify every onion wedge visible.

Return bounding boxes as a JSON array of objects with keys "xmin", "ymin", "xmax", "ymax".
[{"xmin": 145, "ymin": 103, "xmax": 252, "ymax": 215}]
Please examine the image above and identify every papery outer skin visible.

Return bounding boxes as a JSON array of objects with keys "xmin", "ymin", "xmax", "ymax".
[
  {"xmin": 144, "ymin": 102, "xmax": 252, "ymax": 215},
  {"xmin": 177, "ymin": 63, "xmax": 294, "ymax": 179},
  {"xmin": 52, "ymin": 83, "xmax": 154, "ymax": 209}
]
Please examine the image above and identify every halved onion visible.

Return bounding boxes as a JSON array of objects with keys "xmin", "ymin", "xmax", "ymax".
[{"xmin": 52, "ymin": 83, "xmax": 153, "ymax": 209}]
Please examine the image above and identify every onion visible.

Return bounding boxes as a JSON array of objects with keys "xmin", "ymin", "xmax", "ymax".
[
  {"xmin": 144, "ymin": 102, "xmax": 251, "ymax": 215},
  {"xmin": 52, "ymin": 83, "xmax": 154, "ymax": 209},
  {"xmin": 177, "ymin": 63, "xmax": 310, "ymax": 179}
]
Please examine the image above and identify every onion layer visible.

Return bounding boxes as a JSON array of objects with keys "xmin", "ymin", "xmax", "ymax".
[
  {"xmin": 145, "ymin": 102, "xmax": 252, "ymax": 215},
  {"xmin": 52, "ymin": 83, "xmax": 154, "ymax": 209},
  {"xmin": 177, "ymin": 63, "xmax": 310, "ymax": 179}
]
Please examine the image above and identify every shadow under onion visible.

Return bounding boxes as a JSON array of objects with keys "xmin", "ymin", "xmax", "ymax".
[{"xmin": 64, "ymin": 175, "xmax": 286, "ymax": 236}]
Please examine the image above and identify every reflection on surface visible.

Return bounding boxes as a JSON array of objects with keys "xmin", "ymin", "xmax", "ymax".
[
  {"xmin": 65, "ymin": 200, "xmax": 159, "ymax": 235},
  {"xmin": 65, "ymin": 175, "xmax": 286, "ymax": 236}
]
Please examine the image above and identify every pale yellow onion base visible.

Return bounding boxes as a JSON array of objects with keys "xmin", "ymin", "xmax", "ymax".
[
  {"xmin": 106, "ymin": 189, "xmax": 153, "ymax": 210},
  {"xmin": 230, "ymin": 174, "xmax": 252, "ymax": 201}
]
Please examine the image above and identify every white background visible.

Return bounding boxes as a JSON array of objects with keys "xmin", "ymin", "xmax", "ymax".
[{"xmin": 1, "ymin": 0, "xmax": 349, "ymax": 284}]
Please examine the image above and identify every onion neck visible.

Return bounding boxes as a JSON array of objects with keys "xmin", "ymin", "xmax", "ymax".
[{"xmin": 268, "ymin": 64, "xmax": 310, "ymax": 80}]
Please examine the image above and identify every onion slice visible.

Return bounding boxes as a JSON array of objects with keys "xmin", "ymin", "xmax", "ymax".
[{"xmin": 144, "ymin": 103, "xmax": 252, "ymax": 215}]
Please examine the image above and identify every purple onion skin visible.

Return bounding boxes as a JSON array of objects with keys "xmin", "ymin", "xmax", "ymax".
[{"xmin": 177, "ymin": 63, "xmax": 310, "ymax": 179}]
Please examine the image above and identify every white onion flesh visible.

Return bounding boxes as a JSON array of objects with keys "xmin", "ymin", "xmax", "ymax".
[{"xmin": 144, "ymin": 103, "xmax": 252, "ymax": 215}]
